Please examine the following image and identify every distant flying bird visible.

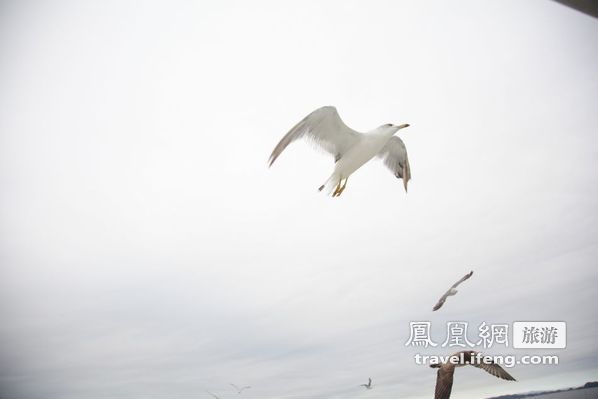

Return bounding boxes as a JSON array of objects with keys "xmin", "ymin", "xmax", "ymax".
[
  {"xmin": 206, "ymin": 391, "xmax": 220, "ymax": 399},
  {"xmin": 230, "ymin": 384, "xmax": 251, "ymax": 394},
  {"xmin": 268, "ymin": 106, "xmax": 411, "ymax": 197},
  {"xmin": 360, "ymin": 377, "xmax": 373, "ymax": 389},
  {"xmin": 432, "ymin": 271, "xmax": 474, "ymax": 311},
  {"xmin": 431, "ymin": 350, "xmax": 516, "ymax": 399}
]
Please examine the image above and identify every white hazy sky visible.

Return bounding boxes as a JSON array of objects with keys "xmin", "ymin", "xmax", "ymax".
[{"xmin": 1, "ymin": 1, "xmax": 597, "ymax": 399}]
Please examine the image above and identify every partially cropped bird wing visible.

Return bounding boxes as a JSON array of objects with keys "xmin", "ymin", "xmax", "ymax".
[
  {"xmin": 451, "ymin": 271, "xmax": 474, "ymax": 289},
  {"xmin": 268, "ymin": 106, "xmax": 361, "ymax": 167},
  {"xmin": 434, "ymin": 366, "xmax": 455, "ymax": 399},
  {"xmin": 432, "ymin": 292, "xmax": 449, "ymax": 311},
  {"xmin": 377, "ymin": 136, "xmax": 411, "ymax": 192},
  {"xmin": 472, "ymin": 359, "xmax": 516, "ymax": 381},
  {"xmin": 206, "ymin": 391, "xmax": 219, "ymax": 399}
]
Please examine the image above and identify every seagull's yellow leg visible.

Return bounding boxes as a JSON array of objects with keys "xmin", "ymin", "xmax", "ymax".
[
  {"xmin": 336, "ymin": 177, "xmax": 349, "ymax": 196},
  {"xmin": 332, "ymin": 179, "xmax": 342, "ymax": 197}
]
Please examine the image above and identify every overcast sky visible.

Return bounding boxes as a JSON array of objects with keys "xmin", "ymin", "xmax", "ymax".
[{"xmin": 1, "ymin": 1, "xmax": 597, "ymax": 398}]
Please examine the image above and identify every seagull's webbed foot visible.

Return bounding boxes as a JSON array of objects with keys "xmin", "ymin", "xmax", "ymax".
[
  {"xmin": 332, "ymin": 179, "xmax": 343, "ymax": 197},
  {"xmin": 334, "ymin": 177, "xmax": 349, "ymax": 197}
]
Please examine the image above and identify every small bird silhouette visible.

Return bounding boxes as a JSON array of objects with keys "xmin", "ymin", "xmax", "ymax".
[
  {"xmin": 230, "ymin": 384, "xmax": 251, "ymax": 394},
  {"xmin": 360, "ymin": 377, "xmax": 373, "ymax": 389},
  {"xmin": 433, "ymin": 271, "xmax": 473, "ymax": 311}
]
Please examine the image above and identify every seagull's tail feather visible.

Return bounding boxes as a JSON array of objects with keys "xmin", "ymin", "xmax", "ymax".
[{"xmin": 318, "ymin": 172, "xmax": 341, "ymax": 195}]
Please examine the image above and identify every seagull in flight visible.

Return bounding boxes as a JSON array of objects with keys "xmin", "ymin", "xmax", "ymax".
[
  {"xmin": 360, "ymin": 377, "xmax": 373, "ymax": 389},
  {"xmin": 433, "ymin": 271, "xmax": 473, "ymax": 311},
  {"xmin": 269, "ymin": 106, "xmax": 411, "ymax": 197},
  {"xmin": 230, "ymin": 384, "xmax": 251, "ymax": 394},
  {"xmin": 206, "ymin": 391, "xmax": 220, "ymax": 399},
  {"xmin": 431, "ymin": 350, "xmax": 516, "ymax": 399}
]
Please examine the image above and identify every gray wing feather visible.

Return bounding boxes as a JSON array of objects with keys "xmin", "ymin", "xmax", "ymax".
[
  {"xmin": 433, "ymin": 293, "xmax": 449, "ymax": 311},
  {"xmin": 472, "ymin": 359, "xmax": 517, "ymax": 381},
  {"xmin": 268, "ymin": 106, "xmax": 361, "ymax": 167},
  {"xmin": 434, "ymin": 367, "xmax": 455, "ymax": 399},
  {"xmin": 451, "ymin": 271, "xmax": 474, "ymax": 289},
  {"xmin": 377, "ymin": 136, "xmax": 411, "ymax": 192}
]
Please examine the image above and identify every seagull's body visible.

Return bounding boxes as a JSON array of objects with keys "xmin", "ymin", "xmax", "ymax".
[
  {"xmin": 268, "ymin": 106, "xmax": 411, "ymax": 196},
  {"xmin": 433, "ymin": 271, "xmax": 474, "ymax": 311},
  {"xmin": 230, "ymin": 384, "xmax": 251, "ymax": 394},
  {"xmin": 431, "ymin": 350, "xmax": 516, "ymax": 399},
  {"xmin": 360, "ymin": 377, "xmax": 373, "ymax": 390}
]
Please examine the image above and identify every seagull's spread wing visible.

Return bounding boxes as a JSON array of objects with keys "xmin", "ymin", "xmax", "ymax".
[
  {"xmin": 434, "ymin": 366, "xmax": 455, "ymax": 399},
  {"xmin": 206, "ymin": 391, "xmax": 219, "ymax": 399},
  {"xmin": 451, "ymin": 271, "xmax": 474, "ymax": 289},
  {"xmin": 432, "ymin": 293, "xmax": 449, "ymax": 311},
  {"xmin": 268, "ymin": 106, "xmax": 361, "ymax": 166},
  {"xmin": 377, "ymin": 136, "xmax": 411, "ymax": 192},
  {"xmin": 471, "ymin": 358, "xmax": 516, "ymax": 381}
]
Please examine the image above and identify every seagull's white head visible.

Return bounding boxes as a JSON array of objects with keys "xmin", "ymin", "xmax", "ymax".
[{"xmin": 378, "ymin": 123, "xmax": 410, "ymax": 134}]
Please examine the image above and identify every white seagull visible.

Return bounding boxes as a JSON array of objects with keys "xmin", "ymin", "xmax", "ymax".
[
  {"xmin": 360, "ymin": 377, "xmax": 373, "ymax": 390},
  {"xmin": 433, "ymin": 271, "xmax": 474, "ymax": 311},
  {"xmin": 230, "ymin": 384, "xmax": 251, "ymax": 394},
  {"xmin": 268, "ymin": 106, "xmax": 411, "ymax": 197}
]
